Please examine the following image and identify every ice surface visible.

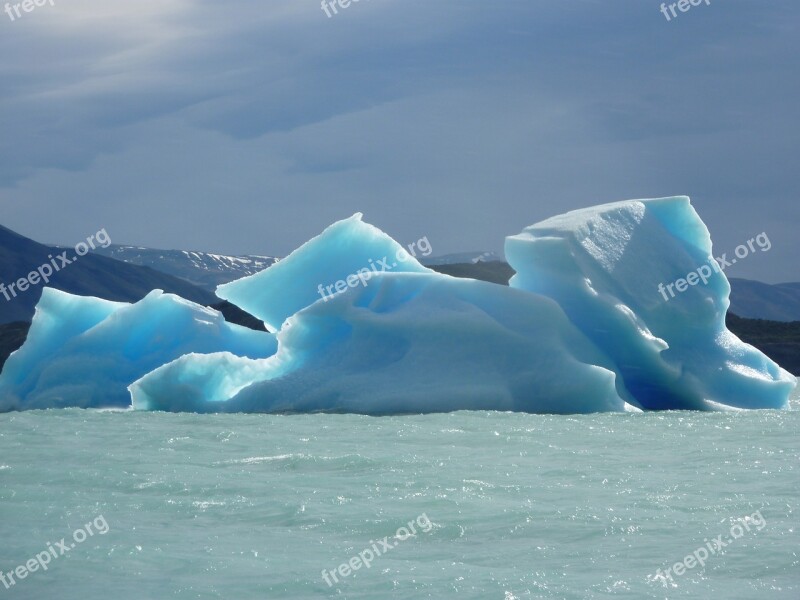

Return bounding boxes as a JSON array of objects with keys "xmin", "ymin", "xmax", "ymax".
[
  {"xmin": 4, "ymin": 198, "xmax": 794, "ymax": 414},
  {"xmin": 505, "ymin": 196, "xmax": 796, "ymax": 410},
  {"xmin": 217, "ymin": 213, "xmax": 432, "ymax": 331},
  {"xmin": 0, "ymin": 289, "xmax": 277, "ymax": 411},
  {"xmin": 130, "ymin": 352, "xmax": 270, "ymax": 411},
  {"xmin": 132, "ymin": 272, "xmax": 631, "ymax": 414}
]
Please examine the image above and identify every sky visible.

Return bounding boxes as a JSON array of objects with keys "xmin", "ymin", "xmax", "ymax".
[{"xmin": 0, "ymin": 0, "xmax": 797, "ymax": 282}]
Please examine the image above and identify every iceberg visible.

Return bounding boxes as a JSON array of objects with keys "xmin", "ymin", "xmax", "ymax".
[
  {"xmin": 216, "ymin": 213, "xmax": 432, "ymax": 331},
  {"xmin": 2, "ymin": 197, "xmax": 794, "ymax": 414},
  {"xmin": 132, "ymin": 271, "xmax": 632, "ymax": 414},
  {"xmin": 0, "ymin": 289, "xmax": 277, "ymax": 411},
  {"xmin": 505, "ymin": 196, "xmax": 796, "ymax": 410}
]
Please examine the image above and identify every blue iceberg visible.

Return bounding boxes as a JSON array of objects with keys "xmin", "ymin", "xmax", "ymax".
[
  {"xmin": 0, "ymin": 289, "xmax": 277, "ymax": 410},
  {"xmin": 2, "ymin": 197, "xmax": 795, "ymax": 414},
  {"xmin": 505, "ymin": 196, "xmax": 795, "ymax": 410},
  {"xmin": 132, "ymin": 271, "xmax": 632, "ymax": 414},
  {"xmin": 216, "ymin": 213, "xmax": 432, "ymax": 331}
]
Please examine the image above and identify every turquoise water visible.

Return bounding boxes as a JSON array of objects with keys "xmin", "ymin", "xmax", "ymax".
[{"xmin": 1, "ymin": 392, "xmax": 798, "ymax": 599}]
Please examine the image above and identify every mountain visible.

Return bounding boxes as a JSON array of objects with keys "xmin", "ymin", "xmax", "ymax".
[
  {"xmin": 728, "ymin": 278, "xmax": 800, "ymax": 322},
  {"xmin": 95, "ymin": 245, "xmax": 800, "ymax": 323},
  {"xmin": 429, "ymin": 261, "xmax": 514, "ymax": 284},
  {"xmin": 0, "ymin": 224, "xmax": 216, "ymax": 324},
  {"xmin": 94, "ymin": 245, "xmax": 504, "ymax": 288},
  {"xmin": 92, "ymin": 245, "xmax": 278, "ymax": 291},
  {"xmin": 725, "ymin": 314, "xmax": 800, "ymax": 376},
  {"xmin": 431, "ymin": 261, "xmax": 515, "ymax": 286},
  {"xmin": 422, "ymin": 251, "xmax": 503, "ymax": 266},
  {"xmin": 0, "ymin": 321, "xmax": 29, "ymax": 371}
]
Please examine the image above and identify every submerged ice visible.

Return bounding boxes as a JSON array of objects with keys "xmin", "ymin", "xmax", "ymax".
[{"xmin": 1, "ymin": 197, "xmax": 795, "ymax": 414}]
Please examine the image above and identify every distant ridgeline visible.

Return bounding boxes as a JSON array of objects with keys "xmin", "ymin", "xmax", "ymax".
[
  {"xmin": 0, "ymin": 224, "xmax": 216, "ymax": 325},
  {"xmin": 91, "ymin": 245, "xmax": 278, "ymax": 292}
]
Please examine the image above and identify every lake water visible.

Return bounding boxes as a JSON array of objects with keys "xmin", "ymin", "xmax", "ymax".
[{"xmin": 1, "ymin": 390, "xmax": 798, "ymax": 599}]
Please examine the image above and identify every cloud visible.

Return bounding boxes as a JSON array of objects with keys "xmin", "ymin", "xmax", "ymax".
[{"xmin": 0, "ymin": 0, "xmax": 797, "ymax": 282}]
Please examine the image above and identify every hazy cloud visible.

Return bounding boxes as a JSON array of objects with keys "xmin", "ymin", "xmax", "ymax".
[{"xmin": 1, "ymin": 0, "xmax": 797, "ymax": 282}]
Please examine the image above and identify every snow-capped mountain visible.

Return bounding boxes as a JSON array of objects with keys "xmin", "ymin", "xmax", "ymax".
[
  {"xmin": 93, "ymin": 245, "xmax": 279, "ymax": 291},
  {"xmin": 0, "ymin": 225, "xmax": 216, "ymax": 325}
]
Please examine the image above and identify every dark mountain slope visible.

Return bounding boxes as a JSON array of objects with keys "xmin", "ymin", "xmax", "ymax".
[{"xmin": 0, "ymin": 224, "xmax": 216, "ymax": 324}]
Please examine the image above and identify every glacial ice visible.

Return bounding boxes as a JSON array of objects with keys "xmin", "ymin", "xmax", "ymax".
[
  {"xmin": 132, "ymin": 271, "xmax": 632, "ymax": 414},
  {"xmin": 216, "ymin": 213, "xmax": 432, "ymax": 331},
  {"xmin": 2, "ymin": 197, "xmax": 795, "ymax": 414},
  {"xmin": 0, "ymin": 289, "xmax": 277, "ymax": 411},
  {"xmin": 505, "ymin": 196, "xmax": 796, "ymax": 409}
]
